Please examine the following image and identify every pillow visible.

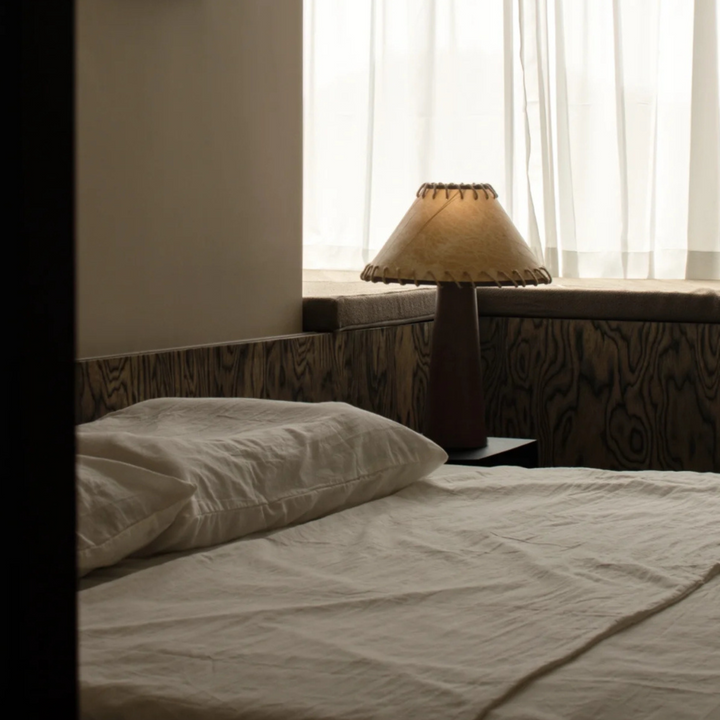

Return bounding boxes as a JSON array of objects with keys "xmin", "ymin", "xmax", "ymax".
[
  {"xmin": 76, "ymin": 398, "xmax": 448, "ymax": 554},
  {"xmin": 76, "ymin": 455, "xmax": 196, "ymax": 577}
]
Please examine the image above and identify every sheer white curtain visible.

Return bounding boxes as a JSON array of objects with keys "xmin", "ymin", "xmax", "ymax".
[{"xmin": 303, "ymin": 0, "xmax": 720, "ymax": 279}]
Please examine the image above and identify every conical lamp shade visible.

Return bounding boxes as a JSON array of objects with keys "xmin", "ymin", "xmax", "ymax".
[{"xmin": 361, "ymin": 183, "xmax": 551, "ymax": 286}]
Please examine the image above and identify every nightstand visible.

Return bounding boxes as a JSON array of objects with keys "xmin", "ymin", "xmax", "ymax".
[{"xmin": 446, "ymin": 437, "xmax": 539, "ymax": 468}]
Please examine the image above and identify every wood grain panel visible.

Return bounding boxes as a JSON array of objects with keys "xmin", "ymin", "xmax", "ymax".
[
  {"xmin": 76, "ymin": 318, "xmax": 719, "ymax": 472},
  {"xmin": 481, "ymin": 318, "xmax": 719, "ymax": 471}
]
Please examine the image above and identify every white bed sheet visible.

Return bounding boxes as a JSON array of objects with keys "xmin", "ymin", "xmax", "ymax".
[
  {"xmin": 79, "ymin": 466, "xmax": 720, "ymax": 720},
  {"xmin": 488, "ymin": 572, "xmax": 720, "ymax": 720}
]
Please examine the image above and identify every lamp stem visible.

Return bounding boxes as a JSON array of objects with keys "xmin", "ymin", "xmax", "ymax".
[{"xmin": 424, "ymin": 283, "xmax": 488, "ymax": 450}]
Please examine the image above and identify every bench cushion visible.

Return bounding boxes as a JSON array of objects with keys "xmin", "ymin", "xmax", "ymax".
[{"xmin": 303, "ymin": 272, "xmax": 719, "ymax": 331}]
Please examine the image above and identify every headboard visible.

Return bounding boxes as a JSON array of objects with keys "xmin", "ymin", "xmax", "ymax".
[
  {"xmin": 75, "ymin": 326, "xmax": 430, "ymax": 427},
  {"xmin": 76, "ymin": 316, "xmax": 719, "ymax": 473}
]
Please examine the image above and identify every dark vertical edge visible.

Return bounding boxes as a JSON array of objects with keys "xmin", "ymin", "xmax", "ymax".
[{"xmin": 16, "ymin": 0, "xmax": 78, "ymax": 714}]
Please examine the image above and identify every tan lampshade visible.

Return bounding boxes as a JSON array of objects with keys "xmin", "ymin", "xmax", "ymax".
[{"xmin": 361, "ymin": 183, "xmax": 551, "ymax": 286}]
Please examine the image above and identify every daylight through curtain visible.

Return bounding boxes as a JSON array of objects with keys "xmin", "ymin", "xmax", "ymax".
[{"xmin": 303, "ymin": 0, "xmax": 720, "ymax": 279}]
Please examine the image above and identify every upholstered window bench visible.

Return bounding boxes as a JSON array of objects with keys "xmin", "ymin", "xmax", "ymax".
[
  {"xmin": 303, "ymin": 274, "xmax": 718, "ymax": 331},
  {"xmin": 303, "ymin": 274, "xmax": 719, "ymax": 472}
]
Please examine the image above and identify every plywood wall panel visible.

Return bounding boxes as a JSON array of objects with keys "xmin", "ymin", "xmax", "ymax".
[
  {"xmin": 480, "ymin": 318, "xmax": 719, "ymax": 471},
  {"xmin": 76, "ymin": 318, "xmax": 719, "ymax": 472}
]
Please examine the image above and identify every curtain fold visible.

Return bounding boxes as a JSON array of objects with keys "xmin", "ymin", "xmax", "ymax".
[{"xmin": 303, "ymin": 0, "xmax": 720, "ymax": 279}]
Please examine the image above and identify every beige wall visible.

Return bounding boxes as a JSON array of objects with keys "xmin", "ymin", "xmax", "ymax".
[{"xmin": 76, "ymin": 0, "xmax": 302, "ymax": 358}]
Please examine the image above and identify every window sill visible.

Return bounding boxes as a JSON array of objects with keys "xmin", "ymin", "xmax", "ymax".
[{"xmin": 302, "ymin": 270, "xmax": 719, "ymax": 331}]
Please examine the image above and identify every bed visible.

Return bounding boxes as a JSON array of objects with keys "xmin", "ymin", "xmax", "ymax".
[{"xmin": 77, "ymin": 397, "xmax": 719, "ymax": 720}]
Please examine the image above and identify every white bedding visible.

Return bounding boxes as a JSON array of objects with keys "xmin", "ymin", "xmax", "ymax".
[
  {"xmin": 488, "ymin": 573, "xmax": 720, "ymax": 720},
  {"xmin": 77, "ymin": 398, "xmax": 447, "ymax": 555},
  {"xmin": 79, "ymin": 466, "xmax": 720, "ymax": 720}
]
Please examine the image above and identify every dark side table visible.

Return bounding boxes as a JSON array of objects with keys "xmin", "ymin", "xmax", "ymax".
[{"xmin": 446, "ymin": 437, "xmax": 539, "ymax": 468}]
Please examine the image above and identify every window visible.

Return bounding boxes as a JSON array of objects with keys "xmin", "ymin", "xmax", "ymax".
[{"xmin": 304, "ymin": 0, "xmax": 720, "ymax": 280}]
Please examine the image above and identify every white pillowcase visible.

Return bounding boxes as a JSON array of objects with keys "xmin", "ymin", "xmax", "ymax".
[
  {"xmin": 76, "ymin": 456, "xmax": 196, "ymax": 577},
  {"xmin": 76, "ymin": 398, "xmax": 448, "ymax": 555}
]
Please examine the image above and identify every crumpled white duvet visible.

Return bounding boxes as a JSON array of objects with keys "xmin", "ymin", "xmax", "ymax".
[{"xmin": 79, "ymin": 466, "xmax": 720, "ymax": 720}]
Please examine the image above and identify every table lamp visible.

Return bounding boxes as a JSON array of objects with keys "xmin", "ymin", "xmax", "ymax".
[{"xmin": 361, "ymin": 182, "xmax": 551, "ymax": 451}]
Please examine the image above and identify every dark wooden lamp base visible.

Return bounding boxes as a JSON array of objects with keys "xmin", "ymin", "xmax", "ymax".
[{"xmin": 423, "ymin": 283, "xmax": 487, "ymax": 450}]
